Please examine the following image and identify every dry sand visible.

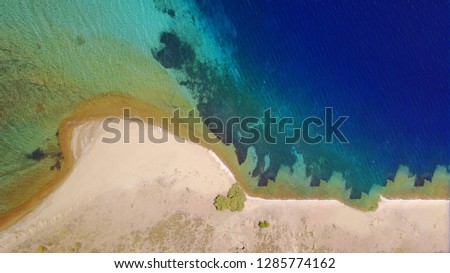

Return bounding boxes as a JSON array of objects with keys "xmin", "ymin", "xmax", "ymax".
[{"xmin": 0, "ymin": 120, "xmax": 448, "ymax": 252}]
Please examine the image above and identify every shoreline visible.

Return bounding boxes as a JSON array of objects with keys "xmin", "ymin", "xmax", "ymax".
[
  {"xmin": 1, "ymin": 97, "xmax": 448, "ymax": 233},
  {"xmin": 0, "ymin": 119, "xmax": 448, "ymax": 252},
  {"xmin": 0, "ymin": 94, "xmax": 448, "ymax": 233},
  {"xmin": 0, "ymin": 0, "xmax": 448, "ymax": 240}
]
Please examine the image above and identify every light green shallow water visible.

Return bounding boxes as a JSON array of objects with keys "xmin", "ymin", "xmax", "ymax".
[{"xmin": 0, "ymin": 0, "xmax": 224, "ymax": 216}]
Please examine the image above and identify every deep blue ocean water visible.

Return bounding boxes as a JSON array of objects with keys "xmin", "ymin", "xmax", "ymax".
[{"xmin": 198, "ymin": 0, "xmax": 449, "ymax": 194}]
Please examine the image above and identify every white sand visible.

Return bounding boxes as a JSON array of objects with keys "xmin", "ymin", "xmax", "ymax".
[{"xmin": 0, "ymin": 120, "xmax": 448, "ymax": 252}]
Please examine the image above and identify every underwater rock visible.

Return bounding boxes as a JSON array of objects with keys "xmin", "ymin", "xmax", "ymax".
[
  {"xmin": 310, "ymin": 176, "xmax": 321, "ymax": 187},
  {"xmin": 349, "ymin": 189, "xmax": 362, "ymax": 199},
  {"xmin": 154, "ymin": 32, "xmax": 195, "ymax": 69},
  {"xmin": 414, "ymin": 173, "xmax": 433, "ymax": 187},
  {"xmin": 167, "ymin": 9, "xmax": 175, "ymax": 17},
  {"xmin": 27, "ymin": 148, "xmax": 46, "ymax": 161},
  {"xmin": 50, "ymin": 159, "xmax": 61, "ymax": 171}
]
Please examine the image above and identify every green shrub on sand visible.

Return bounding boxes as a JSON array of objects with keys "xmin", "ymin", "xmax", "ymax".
[
  {"xmin": 213, "ymin": 195, "xmax": 230, "ymax": 210},
  {"xmin": 258, "ymin": 220, "xmax": 270, "ymax": 229},
  {"xmin": 214, "ymin": 183, "xmax": 246, "ymax": 212}
]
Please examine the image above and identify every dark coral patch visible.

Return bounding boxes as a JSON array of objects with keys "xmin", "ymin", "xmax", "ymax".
[
  {"xmin": 50, "ymin": 159, "xmax": 61, "ymax": 171},
  {"xmin": 162, "ymin": 8, "xmax": 176, "ymax": 17},
  {"xmin": 349, "ymin": 189, "xmax": 362, "ymax": 199},
  {"xmin": 414, "ymin": 173, "xmax": 433, "ymax": 187},
  {"xmin": 154, "ymin": 32, "xmax": 195, "ymax": 70},
  {"xmin": 310, "ymin": 176, "xmax": 321, "ymax": 187},
  {"xmin": 167, "ymin": 9, "xmax": 176, "ymax": 17},
  {"xmin": 27, "ymin": 148, "xmax": 46, "ymax": 161}
]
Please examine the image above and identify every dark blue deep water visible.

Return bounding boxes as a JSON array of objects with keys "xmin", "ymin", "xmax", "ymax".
[{"xmin": 198, "ymin": 0, "xmax": 449, "ymax": 194}]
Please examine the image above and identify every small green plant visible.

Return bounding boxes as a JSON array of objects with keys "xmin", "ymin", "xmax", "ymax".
[
  {"xmin": 70, "ymin": 241, "xmax": 82, "ymax": 253},
  {"xmin": 258, "ymin": 220, "xmax": 269, "ymax": 229},
  {"xmin": 213, "ymin": 195, "xmax": 230, "ymax": 211},
  {"xmin": 214, "ymin": 183, "xmax": 246, "ymax": 212},
  {"xmin": 37, "ymin": 245, "xmax": 48, "ymax": 253}
]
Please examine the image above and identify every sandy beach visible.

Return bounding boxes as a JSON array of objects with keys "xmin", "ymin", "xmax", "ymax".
[{"xmin": 0, "ymin": 120, "xmax": 448, "ymax": 252}]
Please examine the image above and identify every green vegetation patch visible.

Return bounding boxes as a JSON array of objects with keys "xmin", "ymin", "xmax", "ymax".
[
  {"xmin": 258, "ymin": 220, "xmax": 269, "ymax": 229},
  {"xmin": 214, "ymin": 184, "xmax": 246, "ymax": 212}
]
